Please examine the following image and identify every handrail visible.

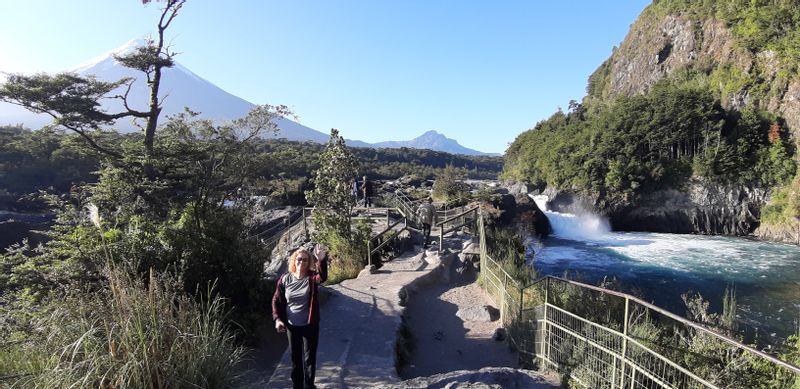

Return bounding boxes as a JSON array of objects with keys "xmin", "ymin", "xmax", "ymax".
[
  {"xmin": 365, "ymin": 207, "xmax": 409, "ymax": 266},
  {"xmin": 367, "ymin": 216, "xmax": 408, "ymax": 266},
  {"xmin": 436, "ymin": 206, "xmax": 478, "ymax": 253},
  {"xmin": 371, "ymin": 216, "xmax": 406, "ymax": 243},
  {"xmin": 250, "ymin": 209, "xmax": 304, "ymax": 239},
  {"xmin": 476, "ymin": 210, "xmax": 800, "ymax": 387},
  {"xmin": 544, "ymin": 275, "xmax": 800, "ymax": 374},
  {"xmin": 261, "ymin": 214, "xmax": 307, "ymax": 248},
  {"xmin": 435, "ymin": 206, "xmax": 478, "ymax": 229},
  {"xmin": 391, "ymin": 190, "xmax": 420, "ymax": 228}
]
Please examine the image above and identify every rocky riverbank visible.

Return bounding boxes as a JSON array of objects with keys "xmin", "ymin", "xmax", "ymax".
[{"xmin": 519, "ymin": 179, "xmax": 790, "ymax": 241}]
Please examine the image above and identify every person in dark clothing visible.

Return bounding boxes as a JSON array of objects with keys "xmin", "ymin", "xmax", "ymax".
[
  {"xmin": 361, "ymin": 176, "xmax": 372, "ymax": 207},
  {"xmin": 273, "ymin": 244, "xmax": 329, "ymax": 389},
  {"xmin": 416, "ymin": 197, "xmax": 436, "ymax": 248}
]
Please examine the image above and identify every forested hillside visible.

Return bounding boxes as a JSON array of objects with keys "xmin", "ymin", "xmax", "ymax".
[
  {"xmin": 504, "ymin": 0, "xmax": 800, "ymax": 237},
  {"xmin": 1, "ymin": 125, "xmax": 501, "ymax": 200}
]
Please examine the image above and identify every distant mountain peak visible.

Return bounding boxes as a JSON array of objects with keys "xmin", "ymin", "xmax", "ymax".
[
  {"xmin": 419, "ymin": 130, "xmax": 442, "ymax": 137},
  {"xmin": 2, "ymin": 40, "xmax": 496, "ymax": 155},
  {"xmin": 347, "ymin": 130, "xmax": 493, "ymax": 156}
]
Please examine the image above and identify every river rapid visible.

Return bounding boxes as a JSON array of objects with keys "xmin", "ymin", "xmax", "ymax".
[{"xmin": 529, "ymin": 195, "xmax": 800, "ymax": 343}]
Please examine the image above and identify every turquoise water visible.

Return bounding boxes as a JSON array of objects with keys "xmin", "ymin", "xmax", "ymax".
[{"xmin": 530, "ymin": 196, "xmax": 800, "ymax": 342}]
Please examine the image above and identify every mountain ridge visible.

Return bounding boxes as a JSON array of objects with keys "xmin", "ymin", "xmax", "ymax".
[
  {"xmin": 0, "ymin": 40, "xmax": 493, "ymax": 155},
  {"xmin": 347, "ymin": 130, "xmax": 497, "ymax": 156}
]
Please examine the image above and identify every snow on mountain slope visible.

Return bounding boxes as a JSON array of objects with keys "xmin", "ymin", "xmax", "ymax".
[
  {"xmin": 0, "ymin": 39, "xmax": 328, "ymax": 142},
  {"xmin": 1, "ymin": 40, "xmax": 494, "ymax": 154}
]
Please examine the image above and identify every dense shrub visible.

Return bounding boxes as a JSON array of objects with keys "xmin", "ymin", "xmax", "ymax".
[
  {"xmin": 503, "ymin": 82, "xmax": 795, "ymax": 208},
  {"xmin": 1, "ymin": 266, "xmax": 243, "ymax": 389}
]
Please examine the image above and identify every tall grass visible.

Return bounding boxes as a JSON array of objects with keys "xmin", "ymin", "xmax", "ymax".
[{"xmin": 7, "ymin": 267, "xmax": 244, "ymax": 389}]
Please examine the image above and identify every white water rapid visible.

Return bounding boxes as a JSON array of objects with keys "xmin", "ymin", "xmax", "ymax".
[
  {"xmin": 531, "ymin": 194, "xmax": 611, "ymax": 241},
  {"xmin": 528, "ymin": 193, "xmax": 800, "ymax": 342}
]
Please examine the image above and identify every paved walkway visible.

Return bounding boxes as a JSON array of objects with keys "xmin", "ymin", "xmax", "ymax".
[{"xmin": 265, "ymin": 245, "xmax": 449, "ymax": 388}]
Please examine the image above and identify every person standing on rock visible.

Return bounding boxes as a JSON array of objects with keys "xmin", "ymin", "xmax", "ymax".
[
  {"xmin": 273, "ymin": 244, "xmax": 329, "ymax": 389},
  {"xmin": 417, "ymin": 197, "xmax": 436, "ymax": 249}
]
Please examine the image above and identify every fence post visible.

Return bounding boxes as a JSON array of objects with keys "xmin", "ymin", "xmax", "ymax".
[
  {"xmin": 303, "ymin": 208, "xmax": 308, "ymax": 239},
  {"xmin": 479, "ymin": 213, "xmax": 486, "ymax": 281},
  {"xmin": 367, "ymin": 240, "xmax": 372, "ymax": 268},
  {"xmin": 501, "ymin": 273, "xmax": 508, "ymax": 325},
  {"xmin": 543, "ymin": 277, "xmax": 550, "ymax": 362},
  {"xmin": 518, "ymin": 283, "xmax": 524, "ymax": 354},
  {"xmin": 386, "ymin": 208, "xmax": 390, "ymax": 229},
  {"xmin": 619, "ymin": 296, "xmax": 630, "ymax": 389},
  {"xmin": 438, "ymin": 225, "xmax": 443, "ymax": 254}
]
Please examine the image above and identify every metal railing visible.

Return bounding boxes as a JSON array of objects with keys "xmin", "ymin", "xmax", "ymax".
[
  {"xmin": 390, "ymin": 189, "xmax": 471, "ymax": 230},
  {"xmin": 436, "ymin": 206, "xmax": 478, "ymax": 253},
  {"xmin": 367, "ymin": 208, "xmax": 408, "ymax": 267},
  {"xmin": 476, "ymin": 213, "xmax": 800, "ymax": 389},
  {"xmin": 391, "ymin": 190, "xmax": 421, "ymax": 228},
  {"xmin": 301, "ymin": 205, "xmax": 410, "ymax": 267},
  {"xmin": 254, "ymin": 208, "xmax": 308, "ymax": 249}
]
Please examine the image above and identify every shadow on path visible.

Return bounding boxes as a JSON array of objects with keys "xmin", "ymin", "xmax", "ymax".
[{"xmin": 400, "ymin": 263, "xmax": 518, "ymax": 379}]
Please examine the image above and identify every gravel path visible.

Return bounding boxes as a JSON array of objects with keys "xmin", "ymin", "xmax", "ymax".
[{"xmin": 400, "ymin": 261, "xmax": 519, "ymax": 379}]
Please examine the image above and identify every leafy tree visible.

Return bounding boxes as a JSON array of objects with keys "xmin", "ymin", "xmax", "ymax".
[
  {"xmin": 432, "ymin": 164, "xmax": 470, "ymax": 203},
  {"xmin": 503, "ymin": 79, "xmax": 794, "ymax": 209},
  {"xmin": 306, "ymin": 128, "xmax": 360, "ymax": 247},
  {"xmin": 0, "ymin": 2, "xmax": 186, "ymax": 159},
  {"xmin": 0, "ymin": 0, "xmax": 290, "ymax": 333}
]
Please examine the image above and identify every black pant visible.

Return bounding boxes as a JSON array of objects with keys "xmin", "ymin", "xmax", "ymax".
[
  {"xmin": 422, "ymin": 222, "xmax": 431, "ymax": 247},
  {"xmin": 287, "ymin": 323, "xmax": 319, "ymax": 389}
]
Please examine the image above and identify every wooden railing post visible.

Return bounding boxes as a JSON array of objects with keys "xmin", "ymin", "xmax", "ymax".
[{"xmin": 367, "ymin": 240, "xmax": 372, "ymax": 268}]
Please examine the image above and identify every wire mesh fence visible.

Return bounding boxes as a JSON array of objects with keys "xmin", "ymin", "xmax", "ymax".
[{"xmin": 476, "ymin": 212, "xmax": 800, "ymax": 389}]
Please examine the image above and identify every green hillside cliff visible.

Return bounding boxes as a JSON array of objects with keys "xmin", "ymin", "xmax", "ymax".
[{"xmin": 504, "ymin": 0, "xmax": 800, "ymax": 240}]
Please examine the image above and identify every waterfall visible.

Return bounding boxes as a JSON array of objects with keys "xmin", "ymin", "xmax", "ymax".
[{"xmin": 531, "ymin": 194, "xmax": 611, "ymax": 241}]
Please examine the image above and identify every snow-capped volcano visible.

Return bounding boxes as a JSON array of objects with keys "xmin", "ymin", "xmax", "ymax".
[
  {"xmin": 1, "ymin": 40, "xmax": 494, "ymax": 155},
  {"xmin": 0, "ymin": 39, "xmax": 329, "ymax": 142}
]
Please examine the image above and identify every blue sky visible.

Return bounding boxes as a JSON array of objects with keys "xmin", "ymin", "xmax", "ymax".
[{"xmin": 0, "ymin": 1, "xmax": 650, "ymax": 154}]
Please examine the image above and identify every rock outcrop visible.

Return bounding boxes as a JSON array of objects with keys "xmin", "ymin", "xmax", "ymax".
[
  {"xmin": 533, "ymin": 179, "xmax": 768, "ymax": 236},
  {"xmin": 754, "ymin": 221, "xmax": 800, "ymax": 245},
  {"xmin": 610, "ymin": 180, "xmax": 767, "ymax": 235},
  {"xmin": 589, "ymin": 7, "xmax": 800, "ymax": 141}
]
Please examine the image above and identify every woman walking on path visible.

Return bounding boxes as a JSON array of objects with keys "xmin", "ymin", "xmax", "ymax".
[{"xmin": 273, "ymin": 245, "xmax": 329, "ymax": 389}]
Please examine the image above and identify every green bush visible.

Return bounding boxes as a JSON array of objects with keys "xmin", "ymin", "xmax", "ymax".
[
  {"xmin": 3, "ymin": 266, "xmax": 243, "ymax": 389},
  {"xmin": 322, "ymin": 219, "xmax": 372, "ymax": 285},
  {"xmin": 484, "ymin": 225, "xmax": 536, "ymax": 285},
  {"xmin": 431, "ymin": 164, "xmax": 471, "ymax": 203}
]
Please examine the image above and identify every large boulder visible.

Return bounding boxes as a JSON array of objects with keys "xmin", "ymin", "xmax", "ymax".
[{"xmin": 456, "ymin": 305, "xmax": 500, "ymax": 322}]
